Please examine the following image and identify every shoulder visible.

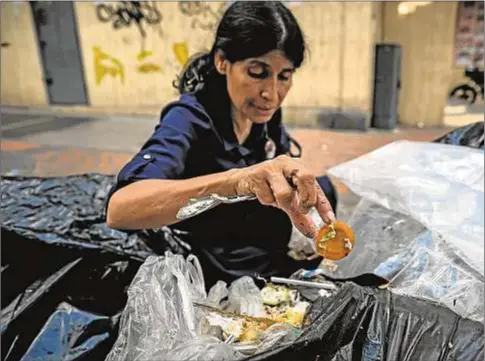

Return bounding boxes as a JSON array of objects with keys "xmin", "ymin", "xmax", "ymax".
[{"xmin": 158, "ymin": 93, "xmax": 212, "ymax": 131}]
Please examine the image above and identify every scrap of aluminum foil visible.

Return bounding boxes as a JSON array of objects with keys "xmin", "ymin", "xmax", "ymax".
[{"xmin": 176, "ymin": 193, "xmax": 257, "ymax": 220}]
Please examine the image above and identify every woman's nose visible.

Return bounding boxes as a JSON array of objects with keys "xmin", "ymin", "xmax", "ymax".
[{"xmin": 260, "ymin": 78, "xmax": 278, "ymax": 101}]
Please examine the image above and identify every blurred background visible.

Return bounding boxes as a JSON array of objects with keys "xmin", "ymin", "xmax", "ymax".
[{"xmin": 1, "ymin": 1, "xmax": 483, "ymax": 182}]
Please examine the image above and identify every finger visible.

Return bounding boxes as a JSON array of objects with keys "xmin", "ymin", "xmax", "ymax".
[
  {"xmin": 283, "ymin": 166, "xmax": 317, "ymax": 214},
  {"xmin": 293, "ymin": 172, "xmax": 318, "ymax": 214},
  {"xmin": 286, "ymin": 208, "xmax": 317, "ymax": 238},
  {"xmin": 268, "ymin": 173, "xmax": 295, "ymax": 210},
  {"xmin": 315, "ymin": 185, "xmax": 336, "ymax": 224}
]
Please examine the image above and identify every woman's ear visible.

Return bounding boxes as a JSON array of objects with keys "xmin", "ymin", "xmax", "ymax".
[{"xmin": 214, "ymin": 49, "xmax": 228, "ymax": 75}]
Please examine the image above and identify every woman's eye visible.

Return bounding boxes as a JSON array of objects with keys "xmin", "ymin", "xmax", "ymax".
[
  {"xmin": 278, "ymin": 72, "xmax": 292, "ymax": 82},
  {"xmin": 248, "ymin": 67, "xmax": 268, "ymax": 79}
]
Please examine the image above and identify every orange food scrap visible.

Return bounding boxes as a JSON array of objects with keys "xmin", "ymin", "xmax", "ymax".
[{"xmin": 315, "ymin": 220, "xmax": 355, "ymax": 260}]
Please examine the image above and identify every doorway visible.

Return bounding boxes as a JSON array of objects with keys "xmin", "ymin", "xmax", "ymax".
[{"xmin": 30, "ymin": 1, "xmax": 88, "ymax": 105}]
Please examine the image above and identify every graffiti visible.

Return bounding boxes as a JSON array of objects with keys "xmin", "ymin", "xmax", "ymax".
[
  {"xmin": 136, "ymin": 50, "xmax": 163, "ymax": 73},
  {"xmin": 93, "ymin": 46, "xmax": 164, "ymax": 84},
  {"xmin": 178, "ymin": 1, "xmax": 225, "ymax": 31},
  {"xmin": 173, "ymin": 42, "xmax": 189, "ymax": 67},
  {"xmin": 96, "ymin": 1, "xmax": 162, "ymax": 38},
  {"xmin": 93, "ymin": 46, "xmax": 125, "ymax": 85},
  {"xmin": 137, "ymin": 49, "xmax": 153, "ymax": 61},
  {"xmin": 137, "ymin": 63, "xmax": 162, "ymax": 73}
]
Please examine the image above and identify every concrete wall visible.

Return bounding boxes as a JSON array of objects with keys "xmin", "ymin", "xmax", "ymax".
[
  {"xmin": 0, "ymin": 2, "xmax": 48, "ymax": 106},
  {"xmin": 76, "ymin": 1, "xmax": 378, "ymax": 125},
  {"xmin": 1, "ymin": 1, "xmax": 377, "ymax": 126},
  {"xmin": 74, "ymin": 2, "xmax": 218, "ymax": 108},
  {"xmin": 382, "ymin": 1, "xmax": 458, "ymax": 127},
  {"xmin": 1, "ymin": 1, "xmax": 462, "ymax": 128}
]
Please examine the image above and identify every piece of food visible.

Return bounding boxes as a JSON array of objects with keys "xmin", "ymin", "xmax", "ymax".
[
  {"xmin": 239, "ymin": 322, "xmax": 264, "ymax": 343},
  {"xmin": 315, "ymin": 220, "xmax": 355, "ymax": 260},
  {"xmin": 281, "ymin": 301, "xmax": 310, "ymax": 327},
  {"xmin": 264, "ymin": 301, "xmax": 310, "ymax": 328},
  {"xmin": 260, "ymin": 285, "xmax": 292, "ymax": 306}
]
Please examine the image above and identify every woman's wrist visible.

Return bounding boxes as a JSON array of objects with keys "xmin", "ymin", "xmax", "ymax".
[{"xmin": 226, "ymin": 167, "xmax": 251, "ymax": 196}]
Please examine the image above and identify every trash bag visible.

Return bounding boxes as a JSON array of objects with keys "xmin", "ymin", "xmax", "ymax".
[
  {"xmin": 1, "ymin": 174, "xmax": 187, "ymax": 361},
  {"xmin": 17, "ymin": 302, "xmax": 119, "ymax": 361},
  {"xmin": 1, "ymin": 174, "xmax": 188, "ymax": 260},
  {"xmin": 244, "ymin": 282, "xmax": 484, "ymax": 361},
  {"xmin": 329, "ymin": 140, "xmax": 484, "ymax": 275},
  {"xmin": 326, "ymin": 141, "xmax": 484, "ymax": 322},
  {"xmin": 107, "ymin": 252, "xmax": 484, "ymax": 361},
  {"xmin": 435, "ymin": 121, "xmax": 484, "ymax": 149},
  {"xmin": 105, "ymin": 252, "xmax": 300, "ymax": 361},
  {"xmin": 2, "ymin": 159, "xmax": 484, "ymax": 360}
]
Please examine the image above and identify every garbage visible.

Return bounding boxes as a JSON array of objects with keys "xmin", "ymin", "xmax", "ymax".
[
  {"xmin": 314, "ymin": 220, "xmax": 355, "ymax": 260},
  {"xmin": 1, "ymin": 174, "xmax": 183, "ymax": 361},
  {"xmin": 2, "ymin": 127, "xmax": 484, "ymax": 360},
  {"xmin": 107, "ymin": 252, "xmax": 484, "ymax": 361},
  {"xmin": 105, "ymin": 252, "xmax": 312, "ymax": 361},
  {"xmin": 435, "ymin": 121, "xmax": 484, "ymax": 149},
  {"xmin": 244, "ymin": 281, "xmax": 484, "ymax": 361},
  {"xmin": 327, "ymin": 140, "xmax": 484, "ymax": 322}
]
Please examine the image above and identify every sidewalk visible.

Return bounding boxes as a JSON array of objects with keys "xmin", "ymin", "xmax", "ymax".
[
  {"xmin": 1, "ymin": 108, "xmax": 452, "ymax": 219},
  {"xmin": 1, "ymin": 108, "xmax": 452, "ymax": 176}
]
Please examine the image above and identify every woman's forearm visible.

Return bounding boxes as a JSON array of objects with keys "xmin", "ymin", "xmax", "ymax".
[{"xmin": 106, "ymin": 168, "xmax": 243, "ymax": 230}]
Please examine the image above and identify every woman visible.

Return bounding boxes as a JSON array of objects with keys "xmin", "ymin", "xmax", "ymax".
[{"xmin": 106, "ymin": 1, "xmax": 337, "ymax": 286}]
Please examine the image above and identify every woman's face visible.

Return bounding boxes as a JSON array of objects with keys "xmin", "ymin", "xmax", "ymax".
[{"xmin": 215, "ymin": 50, "xmax": 295, "ymax": 124}]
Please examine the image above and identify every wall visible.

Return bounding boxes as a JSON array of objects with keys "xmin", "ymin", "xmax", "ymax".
[
  {"xmin": 382, "ymin": 2, "xmax": 458, "ymax": 127},
  {"xmin": 1, "ymin": 2, "xmax": 461, "ymax": 128},
  {"xmin": 74, "ymin": 2, "xmax": 222, "ymax": 109},
  {"xmin": 285, "ymin": 2, "xmax": 376, "ymax": 112},
  {"xmin": 75, "ymin": 1, "xmax": 377, "ymax": 124},
  {"xmin": 0, "ymin": 1, "xmax": 377, "ymax": 126},
  {"xmin": 0, "ymin": 2, "xmax": 48, "ymax": 106}
]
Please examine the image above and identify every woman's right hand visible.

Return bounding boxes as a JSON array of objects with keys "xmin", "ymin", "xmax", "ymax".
[{"xmin": 233, "ymin": 155, "xmax": 336, "ymax": 238}]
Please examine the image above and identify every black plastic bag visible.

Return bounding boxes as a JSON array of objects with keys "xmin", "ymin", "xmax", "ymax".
[
  {"xmin": 1, "ymin": 174, "xmax": 186, "ymax": 361},
  {"xmin": 434, "ymin": 121, "xmax": 484, "ymax": 149},
  {"xmin": 2, "ymin": 171, "xmax": 483, "ymax": 361},
  {"xmin": 245, "ymin": 282, "xmax": 484, "ymax": 361}
]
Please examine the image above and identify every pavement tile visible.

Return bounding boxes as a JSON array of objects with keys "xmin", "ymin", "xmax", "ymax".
[
  {"xmin": 2, "ymin": 127, "xmax": 450, "ymax": 179},
  {"xmin": 1, "ymin": 140, "xmax": 41, "ymax": 152}
]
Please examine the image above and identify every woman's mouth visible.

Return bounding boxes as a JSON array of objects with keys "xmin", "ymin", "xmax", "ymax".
[{"xmin": 252, "ymin": 104, "xmax": 275, "ymax": 115}]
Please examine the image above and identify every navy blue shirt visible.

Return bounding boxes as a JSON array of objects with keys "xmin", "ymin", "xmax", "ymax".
[{"xmin": 108, "ymin": 91, "xmax": 320, "ymax": 284}]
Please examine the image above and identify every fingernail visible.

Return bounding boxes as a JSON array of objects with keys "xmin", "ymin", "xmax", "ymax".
[{"xmin": 326, "ymin": 211, "xmax": 336, "ymax": 223}]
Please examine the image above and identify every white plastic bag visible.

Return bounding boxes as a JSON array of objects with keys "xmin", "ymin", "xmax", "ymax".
[
  {"xmin": 326, "ymin": 140, "xmax": 484, "ymax": 321},
  {"xmin": 375, "ymin": 229, "xmax": 484, "ymax": 322},
  {"xmin": 227, "ymin": 276, "xmax": 266, "ymax": 317},
  {"xmin": 105, "ymin": 252, "xmax": 236, "ymax": 361},
  {"xmin": 106, "ymin": 252, "xmax": 297, "ymax": 361},
  {"xmin": 328, "ymin": 140, "xmax": 484, "ymax": 276}
]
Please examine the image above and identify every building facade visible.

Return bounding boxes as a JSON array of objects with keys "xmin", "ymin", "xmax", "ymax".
[{"xmin": 1, "ymin": 1, "xmax": 476, "ymax": 128}]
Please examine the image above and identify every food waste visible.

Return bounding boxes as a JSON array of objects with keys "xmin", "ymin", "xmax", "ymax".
[
  {"xmin": 197, "ymin": 284, "xmax": 320, "ymax": 345},
  {"xmin": 315, "ymin": 220, "xmax": 355, "ymax": 261}
]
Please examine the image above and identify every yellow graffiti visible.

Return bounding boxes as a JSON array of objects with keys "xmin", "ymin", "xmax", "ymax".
[
  {"xmin": 173, "ymin": 42, "xmax": 189, "ymax": 66},
  {"xmin": 93, "ymin": 46, "xmax": 125, "ymax": 85},
  {"xmin": 137, "ymin": 63, "xmax": 163, "ymax": 73},
  {"xmin": 136, "ymin": 50, "xmax": 163, "ymax": 73},
  {"xmin": 137, "ymin": 50, "xmax": 154, "ymax": 62}
]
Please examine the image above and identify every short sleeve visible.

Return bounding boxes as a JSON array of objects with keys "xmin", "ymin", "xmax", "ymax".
[{"xmin": 106, "ymin": 106, "xmax": 197, "ymax": 205}]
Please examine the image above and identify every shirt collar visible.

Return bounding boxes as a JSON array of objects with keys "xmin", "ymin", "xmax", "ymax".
[{"xmin": 196, "ymin": 88, "xmax": 268, "ymax": 153}]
